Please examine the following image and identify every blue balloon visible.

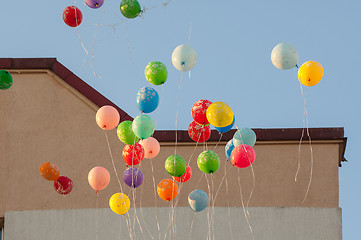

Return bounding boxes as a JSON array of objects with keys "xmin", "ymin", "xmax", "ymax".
[
  {"xmin": 225, "ymin": 139, "xmax": 234, "ymax": 160},
  {"xmin": 136, "ymin": 87, "xmax": 159, "ymax": 113},
  {"xmin": 215, "ymin": 116, "xmax": 235, "ymax": 133},
  {"xmin": 188, "ymin": 190, "xmax": 209, "ymax": 212},
  {"xmin": 233, "ymin": 128, "xmax": 256, "ymax": 147}
]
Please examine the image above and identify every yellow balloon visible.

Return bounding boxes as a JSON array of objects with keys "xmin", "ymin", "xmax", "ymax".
[
  {"xmin": 206, "ymin": 102, "xmax": 233, "ymax": 128},
  {"xmin": 109, "ymin": 193, "xmax": 130, "ymax": 215},
  {"xmin": 298, "ymin": 61, "xmax": 324, "ymax": 87}
]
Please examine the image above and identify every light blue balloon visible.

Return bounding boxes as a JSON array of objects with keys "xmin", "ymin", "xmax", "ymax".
[
  {"xmin": 132, "ymin": 114, "xmax": 155, "ymax": 139},
  {"xmin": 215, "ymin": 116, "xmax": 235, "ymax": 133},
  {"xmin": 233, "ymin": 128, "xmax": 256, "ymax": 147},
  {"xmin": 188, "ymin": 190, "xmax": 209, "ymax": 212},
  {"xmin": 271, "ymin": 43, "xmax": 299, "ymax": 70},
  {"xmin": 225, "ymin": 139, "xmax": 234, "ymax": 160},
  {"xmin": 136, "ymin": 87, "xmax": 159, "ymax": 113}
]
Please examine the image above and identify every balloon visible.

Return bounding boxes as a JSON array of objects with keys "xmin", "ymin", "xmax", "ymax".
[
  {"xmin": 231, "ymin": 144, "xmax": 256, "ymax": 168},
  {"xmin": 0, "ymin": 70, "xmax": 13, "ymax": 90},
  {"xmin": 139, "ymin": 137, "xmax": 160, "ymax": 159},
  {"xmin": 165, "ymin": 155, "xmax": 187, "ymax": 177},
  {"xmin": 63, "ymin": 6, "xmax": 83, "ymax": 27},
  {"xmin": 171, "ymin": 44, "xmax": 197, "ymax": 71},
  {"xmin": 136, "ymin": 87, "xmax": 159, "ymax": 113},
  {"xmin": 173, "ymin": 164, "xmax": 192, "ymax": 183},
  {"xmin": 225, "ymin": 139, "xmax": 235, "ymax": 160},
  {"xmin": 188, "ymin": 190, "xmax": 209, "ymax": 212},
  {"xmin": 40, "ymin": 162, "xmax": 60, "ymax": 181},
  {"xmin": 117, "ymin": 121, "xmax": 139, "ymax": 145},
  {"xmin": 109, "ymin": 193, "xmax": 130, "ymax": 215},
  {"xmin": 85, "ymin": 0, "xmax": 104, "ymax": 8},
  {"xmin": 206, "ymin": 102, "xmax": 233, "ymax": 128},
  {"xmin": 88, "ymin": 166, "xmax": 110, "ymax": 192},
  {"xmin": 191, "ymin": 99, "xmax": 213, "ymax": 125},
  {"xmin": 54, "ymin": 176, "xmax": 73, "ymax": 195},
  {"xmin": 132, "ymin": 114, "xmax": 155, "ymax": 139},
  {"xmin": 120, "ymin": 0, "xmax": 141, "ymax": 19},
  {"xmin": 122, "ymin": 143, "xmax": 145, "ymax": 166},
  {"xmin": 188, "ymin": 121, "xmax": 211, "ymax": 143},
  {"xmin": 123, "ymin": 167, "xmax": 143, "ymax": 188},
  {"xmin": 298, "ymin": 61, "xmax": 324, "ymax": 87},
  {"xmin": 145, "ymin": 61, "xmax": 168, "ymax": 85},
  {"xmin": 215, "ymin": 116, "xmax": 235, "ymax": 133},
  {"xmin": 157, "ymin": 179, "xmax": 178, "ymax": 201},
  {"xmin": 233, "ymin": 128, "xmax": 256, "ymax": 147},
  {"xmin": 197, "ymin": 150, "xmax": 220, "ymax": 174},
  {"xmin": 271, "ymin": 43, "xmax": 299, "ymax": 70},
  {"xmin": 96, "ymin": 105, "xmax": 120, "ymax": 130}
]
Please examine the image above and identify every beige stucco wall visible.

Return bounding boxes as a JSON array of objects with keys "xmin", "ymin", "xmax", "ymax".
[{"xmin": 0, "ymin": 70, "xmax": 341, "ymax": 217}]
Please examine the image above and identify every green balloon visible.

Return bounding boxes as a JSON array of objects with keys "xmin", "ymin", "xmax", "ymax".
[
  {"xmin": 197, "ymin": 150, "xmax": 220, "ymax": 174},
  {"xmin": 144, "ymin": 61, "xmax": 168, "ymax": 85},
  {"xmin": 132, "ymin": 114, "xmax": 155, "ymax": 139},
  {"xmin": 0, "ymin": 70, "xmax": 13, "ymax": 90},
  {"xmin": 165, "ymin": 155, "xmax": 186, "ymax": 177},
  {"xmin": 117, "ymin": 121, "xmax": 139, "ymax": 145},
  {"xmin": 120, "ymin": 0, "xmax": 141, "ymax": 19}
]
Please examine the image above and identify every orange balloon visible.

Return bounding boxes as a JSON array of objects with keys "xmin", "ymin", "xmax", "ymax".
[
  {"xmin": 95, "ymin": 105, "xmax": 120, "ymax": 130},
  {"xmin": 40, "ymin": 162, "xmax": 60, "ymax": 181},
  {"xmin": 157, "ymin": 179, "xmax": 178, "ymax": 201}
]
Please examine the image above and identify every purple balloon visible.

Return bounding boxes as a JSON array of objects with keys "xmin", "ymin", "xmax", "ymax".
[
  {"xmin": 85, "ymin": 0, "xmax": 104, "ymax": 8},
  {"xmin": 123, "ymin": 167, "xmax": 143, "ymax": 188}
]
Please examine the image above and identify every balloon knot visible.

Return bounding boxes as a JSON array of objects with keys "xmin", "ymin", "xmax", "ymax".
[
  {"xmin": 181, "ymin": 61, "xmax": 185, "ymax": 66},
  {"xmin": 296, "ymin": 64, "xmax": 299, "ymax": 68},
  {"xmin": 96, "ymin": 190, "xmax": 98, "ymax": 194}
]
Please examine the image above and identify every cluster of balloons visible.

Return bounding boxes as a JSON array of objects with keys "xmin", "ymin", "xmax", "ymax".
[
  {"xmin": 62, "ymin": 0, "xmax": 142, "ymax": 27},
  {"xmin": 40, "ymin": 162, "xmax": 74, "ymax": 195},
  {"xmin": 271, "ymin": 43, "xmax": 324, "ymax": 86},
  {"xmin": 225, "ymin": 128, "xmax": 257, "ymax": 168},
  {"xmin": 0, "ymin": 70, "xmax": 13, "ymax": 90}
]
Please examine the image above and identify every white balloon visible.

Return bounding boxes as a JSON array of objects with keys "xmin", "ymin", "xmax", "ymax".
[
  {"xmin": 172, "ymin": 44, "xmax": 197, "ymax": 71},
  {"xmin": 271, "ymin": 43, "xmax": 299, "ymax": 70}
]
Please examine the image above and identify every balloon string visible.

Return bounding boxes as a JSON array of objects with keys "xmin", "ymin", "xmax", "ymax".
[
  {"xmin": 96, "ymin": 192, "xmax": 99, "ymax": 240},
  {"xmin": 150, "ymin": 160, "xmax": 161, "ymax": 240},
  {"xmin": 213, "ymin": 133, "xmax": 223, "ymax": 152},
  {"xmin": 124, "ymin": 214, "xmax": 134, "ymax": 240},
  {"xmin": 104, "ymin": 131, "xmax": 133, "ymax": 237},
  {"xmin": 88, "ymin": 7, "xmax": 104, "ymax": 80},
  {"xmin": 163, "ymin": 201, "xmax": 173, "ymax": 240},
  {"xmin": 205, "ymin": 175, "xmax": 212, "ymax": 240},
  {"xmin": 225, "ymin": 162, "xmax": 234, "ymax": 240},
  {"xmin": 246, "ymin": 163, "xmax": 256, "ymax": 219},
  {"xmin": 189, "ymin": 212, "xmax": 197, "ymax": 239},
  {"xmin": 132, "ymin": 188, "xmax": 146, "ymax": 240},
  {"xmin": 212, "ymin": 164, "xmax": 232, "ymax": 204},
  {"xmin": 188, "ymin": 0, "xmax": 193, "ymax": 44},
  {"xmin": 139, "ymin": 174, "xmax": 155, "ymax": 240},
  {"xmin": 237, "ymin": 169, "xmax": 254, "ymax": 240},
  {"xmin": 295, "ymin": 82, "xmax": 307, "ymax": 182},
  {"xmin": 174, "ymin": 71, "xmax": 183, "ymax": 156},
  {"xmin": 211, "ymin": 174, "xmax": 215, "ymax": 240},
  {"xmin": 299, "ymin": 85, "xmax": 314, "ymax": 204}
]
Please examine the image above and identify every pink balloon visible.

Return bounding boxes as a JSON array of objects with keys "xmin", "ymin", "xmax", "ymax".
[
  {"xmin": 231, "ymin": 144, "xmax": 256, "ymax": 168},
  {"xmin": 139, "ymin": 137, "xmax": 160, "ymax": 159},
  {"xmin": 88, "ymin": 166, "xmax": 110, "ymax": 192},
  {"xmin": 95, "ymin": 105, "xmax": 120, "ymax": 130}
]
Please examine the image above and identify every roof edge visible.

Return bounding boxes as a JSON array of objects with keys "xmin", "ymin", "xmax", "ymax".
[{"xmin": 0, "ymin": 58, "xmax": 133, "ymax": 121}]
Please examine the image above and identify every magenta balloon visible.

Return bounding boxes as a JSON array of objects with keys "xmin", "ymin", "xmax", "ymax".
[
  {"xmin": 139, "ymin": 137, "xmax": 160, "ymax": 159},
  {"xmin": 123, "ymin": 167, "xmax": 143, "ymax": 188},
  {"xmin": 85, "ymin": 0, "xmax": 104, "ymax": 8},
  {"xmin": 88, "ymin": 166, "xmax": 110, "ymax": 192},
  {"xmin": 230, "ymin": 144, "xmax": 256, "ymax": 168}
]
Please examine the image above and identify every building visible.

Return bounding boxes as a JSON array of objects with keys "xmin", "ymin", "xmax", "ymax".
[{"xmin": 0, "ymin": 58, "xmax": 347, "ymax": 239}]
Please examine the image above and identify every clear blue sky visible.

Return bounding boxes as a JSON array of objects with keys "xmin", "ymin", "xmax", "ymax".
[{"xmin": 2, "ymin": 0, "xmax": 360, "ymax": 238}]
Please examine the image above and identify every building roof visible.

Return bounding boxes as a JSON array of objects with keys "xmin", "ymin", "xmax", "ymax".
[{"xmin": 0, "ymin": 58, "xmax": 347, "ymax": 165}]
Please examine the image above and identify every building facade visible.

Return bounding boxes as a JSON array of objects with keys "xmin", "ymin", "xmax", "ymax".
[{"xmin": 0, "ymin": 59, "xmax": 347, "ymax": 239}]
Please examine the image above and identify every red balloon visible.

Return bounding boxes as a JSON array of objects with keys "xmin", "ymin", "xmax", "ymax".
[
  {"xmin": 188, "ymin": 120, "xmax": 211, "ymax": 142},
  {"xmin": 231, "ymin": 144, "xmax": 256, "ymax": 168},
  {"xmin": 122, "ymin": 143, "xmax": 145, "ymax": 166},
  {"xmin": 173, "ymin": 164, "xmax": 192, "ymax": 183},
  {"xmin": 54, "ymin": 176, "xmax": 73, "ymax": 195},
  {"xmin": 191, "ymin": 99, "xmax": 212, "ymax": 125},
  {"xmin": 63, "ymin": 6, "xmax": 83, "ymax": 27}
]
